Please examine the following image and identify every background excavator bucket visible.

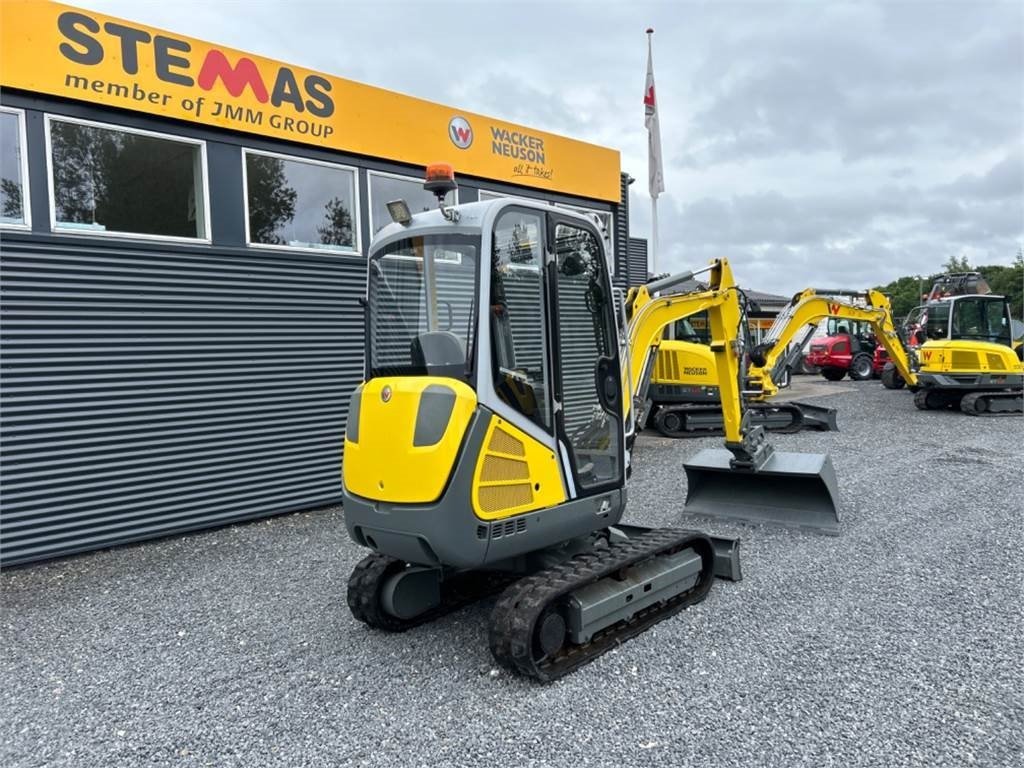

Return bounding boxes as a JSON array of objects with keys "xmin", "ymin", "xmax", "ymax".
[{"xmin": 682, "ymin": 449, "xmax": 840, "ymax": 535}]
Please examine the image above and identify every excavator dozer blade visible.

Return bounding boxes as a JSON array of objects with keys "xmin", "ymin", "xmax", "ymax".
[
  {"xmin": 786, "ymin": 401, "xmax": 840, "ymax": 432},
  {"xmin": 683, "ymin": 449, "xmax": 840, "ymax": 535}
]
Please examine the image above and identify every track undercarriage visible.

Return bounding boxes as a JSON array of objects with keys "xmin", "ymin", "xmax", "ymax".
[
  {"xmin": 347, "ymin": 527, "xmax": 741, "ymax": 682},
  {"xmin": 650, "ymin": 400, "xmax": 839, "ymax": 438},
  {"xmin": 913, "ymin": 388, "xmax": 1023, "ymax": 416}
]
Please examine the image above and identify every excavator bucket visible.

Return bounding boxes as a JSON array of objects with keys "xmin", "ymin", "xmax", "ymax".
[{"xmin": 682, "ymin": 449, "xmax": 840, "ymax": 535}]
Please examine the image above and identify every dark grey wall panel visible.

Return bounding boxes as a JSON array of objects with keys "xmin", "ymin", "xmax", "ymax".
[
  {"xmin": 628, "ymin": 238, "xmax": 649, "ymax": 287},
  {"xmin": 614, "ymin": 174, "xmax": 631, "ymax": 287},
  {"xmin": 0, "ymin": 235, "xmax": 365, "ymax": 565}
]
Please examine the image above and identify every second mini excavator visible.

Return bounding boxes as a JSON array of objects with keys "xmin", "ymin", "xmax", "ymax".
[
  {"xmin": 630, "ymin": 282, "xmax": 839, "ymax": 439},
  {"xmin": 341, "ymin": 165, "xmax": 840, "ymax": 681}
]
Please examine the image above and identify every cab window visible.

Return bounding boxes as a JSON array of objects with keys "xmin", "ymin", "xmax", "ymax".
[{"xmin": 490, "ymin": 209, "xmax": 550, "ymax": 430}]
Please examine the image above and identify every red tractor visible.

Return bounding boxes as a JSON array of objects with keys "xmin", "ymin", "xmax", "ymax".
[{"xmin": 804, "ymin": 318, "xmax": 882, "ymax": 381}]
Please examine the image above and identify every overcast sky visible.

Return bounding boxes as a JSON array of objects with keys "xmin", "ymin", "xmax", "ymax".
[{"xmin": 83, "ymin": 0, "xmax": 1023, "ymax": 295}]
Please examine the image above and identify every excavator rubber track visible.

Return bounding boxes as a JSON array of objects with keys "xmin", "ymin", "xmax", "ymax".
[
  {"xmin": 960, "ymin": 390, "xmax": 1023, "ymax": 416},
  {"xmin": 347, "ymin": 553, "xmax": 515, "ymax": 632},
  {"xmin": 488, "ymin": 528, "xmax": 715, "ymax": 682},
  {"xmin": 652, "ymin": 401, "xmax": 838, "ymax": 438}
]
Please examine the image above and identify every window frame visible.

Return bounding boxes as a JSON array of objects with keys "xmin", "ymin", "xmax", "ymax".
[
  {"xmin": 367, "ymin": 169, "xmax": 459, "ymax": 238},
  {"xmin": 0, "ymin": 106, "xmax": 32, "ymax": 231},
  {"xmin": 44, "ymin": 114, "xmax": 211, "ymax": 243},
  {"xmin": 241, "ymin": 146, "xmax": 361, "ymax": 256}
]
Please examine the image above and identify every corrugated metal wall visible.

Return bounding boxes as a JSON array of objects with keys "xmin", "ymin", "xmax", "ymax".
[
  {"xmin": 0, "ymin": 94, "xmax": 628, "ymax": 566},
  {"xmin": 628, "ymin": 237, "xmax": 649, "ymax": 286},
  {"xmin": 1, "ymin": 235, "xmax": 364, "ymax": 565},
  {"xmin": 614, "ymin": 175, "xmax": 631, "ymax": 287}
]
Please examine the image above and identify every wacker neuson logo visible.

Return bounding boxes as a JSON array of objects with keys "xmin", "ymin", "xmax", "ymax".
[{"xmin": 448, "ymin": 116, "xmax": 473, "ymax": 149}]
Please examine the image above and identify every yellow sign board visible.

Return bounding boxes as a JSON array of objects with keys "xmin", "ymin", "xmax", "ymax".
[{"xmin": 0, "ymin": 2, "xmax": 621, "ymax": 202}]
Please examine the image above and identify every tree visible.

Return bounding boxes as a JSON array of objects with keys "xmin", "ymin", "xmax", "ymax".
[
  {"xmin": 246, "ymin": 155, "xmax": 297, "ymax": 244},
  {"xmin": 942, "ymin": 254, "xmax": 972, "ymax": 272},
  {"xmin": 1, "ymin": 177, "xmax": 22, "ymax": 220},
  {"xmin": 317, "ymin": 196, "xmax": 353, "ymax": 247}
]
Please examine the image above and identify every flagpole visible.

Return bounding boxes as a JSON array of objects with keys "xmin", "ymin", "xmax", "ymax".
[
  {"xmin": 646, "ymin": 27, "xmax": 659, "ymax": 276},
  {"xmin": 651, "ymin": 195, "xmax": 658, "ymax": 275}
]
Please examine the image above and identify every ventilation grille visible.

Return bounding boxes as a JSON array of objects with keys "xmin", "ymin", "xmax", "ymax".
[
  {"xmin": 489, "ymin": 517, "xmax": 528, "ymax": 540},
  {"xmin": 481, "ymin": 454, "xmax": 529, "ymax": 482},
  {"xmin": 489, "ymin": 427, "xmax": 525, "ymax": 456},
  {"xmin": 478, "ymin": 484, "xmax": 533, "ymax": 514},
  {"xmin": 655, "ymin": 350, "xmax": 680, "ymax": 381},
  {"xmin": 952, "ymin": 351, "xmax": 979, "ymax": 370},
  {"xmin": 987, "ymin": 353, "xmax": 1007, "ymax": 371},
  {"xmin": 476, "ymin": 424, "xmax": 534, "ymax": 515}
]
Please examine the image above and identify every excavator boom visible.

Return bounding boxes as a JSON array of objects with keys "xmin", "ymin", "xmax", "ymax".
[
  {"xmin": 747, "ymin": 288, "xmax": 918, "ymax": 397},
  {"xmin": 624, "ymin": 262, "xmax": 841, "ymax": 533}
]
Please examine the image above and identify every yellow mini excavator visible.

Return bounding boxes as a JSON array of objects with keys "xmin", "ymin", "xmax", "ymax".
[
  {"xmin": 341, "ymin": 165, "xmax": 839, "ymax": 681},
  {"xmin": 878, "ymin": 290, "xmax": 1023, "ymax": 415},
  {"xmin": 630, "ymin": 286, "xmax": 840, "ymax": 438}
]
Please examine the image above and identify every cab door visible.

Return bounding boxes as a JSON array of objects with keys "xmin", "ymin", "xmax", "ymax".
[{"xmin": 547, "ymin": 217, "xmax": 624, "ymax": 495}]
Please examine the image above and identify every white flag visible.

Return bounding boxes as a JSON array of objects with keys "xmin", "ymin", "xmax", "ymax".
[{"xmin": 644, "ymin": 33, "xmax": 664, "ymax": 199}]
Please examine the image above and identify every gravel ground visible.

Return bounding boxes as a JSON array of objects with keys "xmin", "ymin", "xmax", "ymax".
[{"xmin": 3, "ymin": 381, "xmax": 1023, "ymax": 767}]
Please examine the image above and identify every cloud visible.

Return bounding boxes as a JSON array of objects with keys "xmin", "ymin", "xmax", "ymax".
[
  {"xmin": 80, "ymin": 0, "xmax": 1024, "ymax": 294},
  {"xmin": 939, "ymin": 153, "xmax": 1024, "ymax": 200}
]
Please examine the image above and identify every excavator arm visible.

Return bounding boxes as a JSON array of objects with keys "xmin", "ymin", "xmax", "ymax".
[
  {"xmin": 747, "ymin": 288, "xmax": 918, "ymax": 398},
  {"xmin": 624, "ymin": 260, "xmax": 747, "ymax": 444}
]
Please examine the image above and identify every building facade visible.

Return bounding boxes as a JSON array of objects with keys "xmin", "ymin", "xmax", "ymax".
[{"xmin": 0, "ymin": 2, "xmax": 642, "ymax": 564}]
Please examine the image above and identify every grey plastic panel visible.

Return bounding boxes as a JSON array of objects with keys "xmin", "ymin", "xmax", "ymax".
[
  {"xmin": 346, "ymin": 385, "xmax": 363, "ymax": 443},
  {"xmin": 413, "ymin": 384, "xmax": 456, "ymax": 447},
  {"xmin": 0, "ymin": 236, "xmax": 365, "ymax": 565}
]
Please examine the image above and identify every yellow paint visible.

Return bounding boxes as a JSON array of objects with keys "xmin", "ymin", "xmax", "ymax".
[
  {"xmin": 625, "ymin": 260, "xmax": 747, "ymax": 442},
  {"xmin": 917, "ymin": 340, "xmax": 1023, "ymax": 375},
  {"xmin": 343, "ymin": 377, "xmax": 477, "ymax": 504},
  {"xmin": 651, "ymin": 342, "xmax": 717, "ymax": 389},
  {"xmin": 0, "ymin": 2, "xmax": 621, "ymax": 201},
  {"xmin": 471, "ymin": 416, "xmax": 565, "ymax": 520},
  {"xmin": 744, "ymin": 289, "xmax": 917, "ymax": 397}
]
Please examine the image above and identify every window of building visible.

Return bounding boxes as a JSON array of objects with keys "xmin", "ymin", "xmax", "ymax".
[
  {"xmin": 47, "ymin": 116, "xmax": 208, "ymax": 241},
  {"xmin": 243, "ymin": 150, "xmax": 358, "ymax": 254},
  {"xmin": 478, "ymin": 189, "xmax": 536, "ymax": 204},
  {"xmin": 369, "ymin": 171, "xmax": 456, "ymax": 235},
  {"xmin": 0, "ymin": 108, "xmax": 30, "ymax": 229}
]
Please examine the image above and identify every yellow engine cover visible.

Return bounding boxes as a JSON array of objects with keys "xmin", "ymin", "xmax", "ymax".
[
  {"xmin": 918, "ymin": 340, "xmax": 1024, "ymax": 374},
  {"xmin": 471, "ymin": 416, "xmax": 566, "ymax": 520},
  {"xmin": 343, "ymin": 377, "xmax": 477, "ymax": 504},
  {"xmin": 652, "ymin": 341, "xmax": 717, "ymax": 387}
]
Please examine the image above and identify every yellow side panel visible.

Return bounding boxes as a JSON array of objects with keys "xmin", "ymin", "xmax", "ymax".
[
  {"xmin": 918, "ymin": 340, "xmax": 1024, "ymax": 374},
  {"xmin": 651, "ymin": 341, "xmax": 717, "ymax": 386},
  {"xmin": 472, "ymin": 416, "xmax": 566, "ymax": 521},
  {"xmin": 343, "ymin": 377, "xmax": 476, "ymax": 504}
]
